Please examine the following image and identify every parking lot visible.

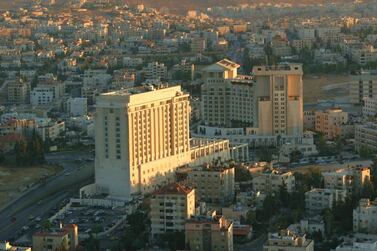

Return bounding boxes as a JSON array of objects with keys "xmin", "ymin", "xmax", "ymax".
[{"xmin": 51, "ymin": 204, "xmax": 127, "ymax": 236}]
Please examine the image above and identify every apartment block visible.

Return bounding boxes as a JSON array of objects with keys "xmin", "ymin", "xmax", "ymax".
[
  {"xmin": 355, "ymin": 122, "xmax": 377, "ymax": 152},
  {"xmin": 178, "ymin": 165, "xmax": 235, "ymax": 204},
  {"xmin": 6, "ymin": 79, "xmax": 30, "ymax": 105},
  {"xmin": 315, "ymin": 108, "xmax": 348, "ymax": 139},
  {"xmin": 67, "ymin": 97, "xmax": 87, "ymax": 116},
  {"xmin": 143, "ymin": 62, "xmax": 168, "ymax": 80},
  {"xmin": 362, "ymin": 97, "xmax": 377, "ymax": 117},
  {"xmin": 353, "ymin": 199, "xmax": 377, "ymax": 234},
  {"xmin": 305, "ymin": 188, "xmax": 347, "ymax": 214},
  {"xmin": 185, "ymin": 212, "xmax": 233, "ymax": 251},
  {"xmin": 350, "ymin": 70, "xmax": 377, "ymax": 104},
  {"xmin": 264, "ymin": 229, "xmax": 314, "ymax": 251},
  {"xmin": 252, "ymin": 169, "xmax": 295, "ymax": 194},
  {"xmin": 323, "ymin": 167, "xmax": 370, "ymax": 195},
  {"xmin": 150, "ymin": 183, "xmax": 195, "ymax": 237}
]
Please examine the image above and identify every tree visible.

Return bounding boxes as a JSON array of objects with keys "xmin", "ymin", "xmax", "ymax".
[{"xmin": 290, "ymin": 149, "xmax": 303, "ymax": 163}]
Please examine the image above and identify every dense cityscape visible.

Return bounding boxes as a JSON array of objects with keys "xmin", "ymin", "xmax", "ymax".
[{"xmin": 1, "ymin": 0, "xmax": 377, "ymax": 251}]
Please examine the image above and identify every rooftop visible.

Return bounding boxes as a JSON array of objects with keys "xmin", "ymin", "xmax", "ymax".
[{"xmin": 152, "ymin": 183, "xmax": 193, "ymax": 195}]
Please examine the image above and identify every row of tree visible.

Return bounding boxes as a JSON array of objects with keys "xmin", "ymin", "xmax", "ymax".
[{"xmin": 14, "ymin": 131, "xmax": 45, "ymax": 166}]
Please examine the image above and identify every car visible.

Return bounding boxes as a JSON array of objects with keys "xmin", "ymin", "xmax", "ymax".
[
  {"xmin": 22, "ymin": 226, "xmax": 29, "ymax": 231},
  {"xmin": 35, "ymin": 217, "xmax": 42, "ymax": 222}
]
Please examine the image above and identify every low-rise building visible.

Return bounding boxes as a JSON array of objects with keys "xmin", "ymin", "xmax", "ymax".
[
  {"xmin": 32, "ymin": 224, "xmax": 78, "ymax": 251},
  {"xmin": 264, "ymin": 229, "xmax": 314, "ymax": 251},
  {"xmin": 185, "ymin": 212, "xmax": 233, "ymax": 251},
  {"xmin": 353, "ymin": 199, "xmax": 377, "ymax": 234},
  {"xmin": 305, "ymin": 188, "xmax": 347, "ymax": 214},
  {"xmin": 179, "ymin": 164, "xmax": 235, "ymax": 204},
  {"xmin": 323, "ymin": 167, "xmax": 370, "ymax": 195},
  {"xmin": 150, "ymin": 183, "xmax": 195, "ymax": 237},
  {"xmin": 252, "ymin": 169, "xmax": 295, "ymax": 194},
  {"xmin": 315, "ymin": 108, "xmax": 348, "ymax": 139}
]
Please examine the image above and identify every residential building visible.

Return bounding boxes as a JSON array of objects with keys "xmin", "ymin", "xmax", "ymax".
[
  {"xmin": 264, "ymin": 229, "xmax": 314, "ymax": 251},
  {"xmin": 279, "ymin": 131, "xmax": 318, "ymax": 163},
  {"xmin": 287, "ymin": 217, "xmax": 325, "ymax": 236},
  {"xmin": 185, "ymin": 212, "xmax": 233, "ymax": 251},
  {"xmin": 350, "ymin": 70, "xmax": 377, "ymax": 104},
  {"xmin": 315, "ymin": 108, "xmax": 348, "ymax": 139},
  {"xmin": 252, "ymin": 169, "xmax": 295, "ymax": 194},
  {"xmin": 304, "ymin": 110, "xmax": 315, "ymax": 130},
  {"xmin": 362, "ymin": 97, "xmax": 377, "ymax": 117},
  {"xmin": 305, "ymin": 188, "xmax": 347, "ymax": 214},
  {"xmin": 355, "ymin": 122, "xmax": 377, "ymax": 152},
  {"xmin": 353, "ymin": 199, "xmax": 377, "ymax": 234},
  {"xmin": 323, "ymin": 167, "xmax": 370, "ymax": 195},
  {"xmin": 67, "ymin": 97, "xmax": 87, "ymax": 116},
  {"xmin": 32, "ymin": 224, "xmax": 78, "ymax": 251},
  {"xmin": 30, "ymin": 87, "xmax": 55, "ymax": 106},
  {"xmin": 143, "ymin": 62, "xmax": 168, "ymax": 80},
  {"xmin": 150, "ymin": 183, "xmax": 195, "ymax": 237},
  {"xmin": 6, "ymin": 80, "xmax": 30, "ymax": 105},
  {"xmin": 179, "ymin": 165, "xmax": 235, "ymax": 204}
]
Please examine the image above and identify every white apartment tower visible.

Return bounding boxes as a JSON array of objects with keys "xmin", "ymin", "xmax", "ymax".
[{"xmin": 94, "ymin": 85, "xmax": 192, "ymax": 200}]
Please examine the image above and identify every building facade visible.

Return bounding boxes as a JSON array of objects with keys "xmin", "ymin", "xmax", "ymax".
[
  {"xmin": 305, "ymin": 188, "xmax": 347, "ymax": 215},
  {"xmin": 185, "ymin": 213, "xmax": 233, "ymax": 251},
  {"xmin": 150, "ymin": 183, "xmax": 195, "ymax": 237},
  {"xmin": 353, "ymin": 199, "xmax": 377, "ymax": 234}
]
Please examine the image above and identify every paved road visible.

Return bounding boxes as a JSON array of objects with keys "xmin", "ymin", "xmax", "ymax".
[
  {"xmin": 0, "ymin": 151, "xmax": 94, "ymax": 240},
  {"xmin": 289, "ymin": 160, "xmax": 372, "ymax": 173}
]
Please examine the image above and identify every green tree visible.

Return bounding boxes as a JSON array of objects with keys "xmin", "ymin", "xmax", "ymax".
[{"xmin": 290, "ymin": 149, "xmax": 303, "ymax": 163}]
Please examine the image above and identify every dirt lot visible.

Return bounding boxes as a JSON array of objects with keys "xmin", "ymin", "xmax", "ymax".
[
  {"xmin": 0, "ymin": 165, "xmax": 62, "ymax": 207},
  {"xmin": 303, "ymin": 74, "xmax": 351, "ymax": 103}
]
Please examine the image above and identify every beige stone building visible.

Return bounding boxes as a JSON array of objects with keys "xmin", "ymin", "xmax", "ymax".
[
  {"xmin": 32, "ymin": 224, "xmax": 78, "ymax": 251},
  {"xmin": 305, "ymin": 188, "xmax": 347, "ymax": 215},
  {"xmin": 185, "ymin": 212, "xmax": 233, "ymax": 251},
  {"xmin": 178, "ymin": 165, "xmax": 235, "ymax": 204},
  {"xmin": 150, "ymin": 183, "xmax": 195, "ymax": 237},
  {"xmin": 94, "ymin": 85, "xmax": 192, "ymax": 200},
  {"xmin": 323, "ymin": 167, "xmax": 370, "ymax": 195},
  {"xmin": 315, "ymin": 108, "xmax": 348, "ymax": 139},
  {"xmin": 200, "ymin": 60, "xmax": 304, "ymax": 147},
  {"xmin": 252, "ymin": 169, "xmax": 295, "ymax": 194},
  {"xmin": 253, "ymin": 64, "xmax": 303, "ymax": 137},
  {"xmin": 91, "ymin": 84, "xmax": 233, "ymax": 201},
  {"xmin": 264, "ymin": 229, "xmax": 314, "ymax": 251},
  {"xmin": 353, "ymin": 199, "xmax": 377, "ymax": 234}
]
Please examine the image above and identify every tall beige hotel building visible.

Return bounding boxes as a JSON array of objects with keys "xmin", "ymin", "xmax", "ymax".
[
  {"xmin": 94, "ymin": 85, "xmax": 192, "ymax": 200},
  {"xmin": 91, "ymin": 84, "xmax": 232, "ymax": 201},
  {"xmin": 200, "ymin": 59, "xmax": 303, "ymax": 146}
]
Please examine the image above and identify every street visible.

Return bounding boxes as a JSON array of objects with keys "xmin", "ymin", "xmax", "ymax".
[{"xmin": 0, "ymin": 150, "xmax": 94, "ymax": 241}]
